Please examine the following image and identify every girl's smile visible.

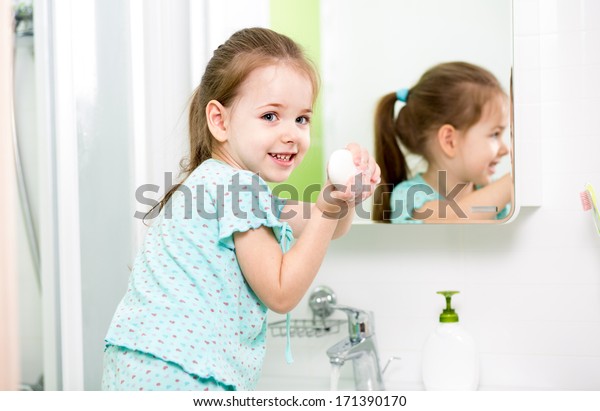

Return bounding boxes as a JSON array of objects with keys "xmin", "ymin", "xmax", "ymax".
[
  {"xmin": 488, "ymin": 160, "xmax": 499, "ymax": 175},
  {"xmin": 268, "ymin": 152, "xmax": 297, "ymax": 167}
]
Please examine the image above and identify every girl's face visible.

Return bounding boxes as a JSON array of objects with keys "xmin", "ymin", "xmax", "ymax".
[
  {"xmin": 456, "ymin": 95, "xmax": 509, "ymax": 186},
  {"xmin": 216, "ymin": 63, "xmax": 313, "ymax": 182}
]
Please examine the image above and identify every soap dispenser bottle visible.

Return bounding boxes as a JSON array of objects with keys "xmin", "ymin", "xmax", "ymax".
[{"xmin": 422, "ymin": 291, "xmax": 479, "ymax": 390}]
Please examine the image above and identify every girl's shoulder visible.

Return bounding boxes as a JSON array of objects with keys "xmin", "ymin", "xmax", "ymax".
[
  {"xmin": 189, "ymin": 158, "xmax": 235, "ymax": 182},
  {"xmin": 392, "ymin": 174, "xmax": 434, "ymax": 198},
  {"xmin": 389, "ymin": 173, "xmax": 441, "ymax": 224}
]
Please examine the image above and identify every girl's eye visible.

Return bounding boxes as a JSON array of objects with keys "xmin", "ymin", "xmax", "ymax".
[
  {"xmin": 262, "ymin": 113, "xmax": 277, "ymax": 122},
  {"xmin": 296, "ymin": 116, "xmax": 310, "ymax": 125}
]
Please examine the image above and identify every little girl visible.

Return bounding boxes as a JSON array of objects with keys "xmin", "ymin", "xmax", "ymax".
[
  {"xmin": 372, "ymin": 61, "xmax": 513, "ymax": 223},
  {"xmin": 102, "ymin": 27, "xmax": 379, "ymax": 391}
]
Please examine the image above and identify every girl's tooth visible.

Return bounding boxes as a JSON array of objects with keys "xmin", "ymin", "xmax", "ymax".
[{"xmin": 271, "ymin": 154, "xmax": 292, "ymax": 161}]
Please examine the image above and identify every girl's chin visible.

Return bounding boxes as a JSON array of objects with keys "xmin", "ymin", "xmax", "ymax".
[
  {"xmin": 478, "ymin": 177, "xmax": 493, "ymax": 186},
  {"xmin": 264, "ymin": 177, "xmax": 286, "ymax": 183},
  {"xmin": 261, "ymin": 171, "xmax": 293, "ymax": 184}
]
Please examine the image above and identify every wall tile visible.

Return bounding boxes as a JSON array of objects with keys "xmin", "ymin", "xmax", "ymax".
[
  {"xmin": 539, "ymin": 0, "xmax": 558, "ymax": 34},
  {"xmin": 515, "ymin": 68, "xmax": 542, "ymax": 104},
  {"xmin": 582, "ymin": 65, "xmax": 600, "ymax": 100},
  {"xmin": 514, "ymin": 0, "xmax": 540, "ymax": 36},
  {"xmin": 515, "ymin": 34, "xmax": 541, "ymax": 70},
  {"xmin": 540, "ymin": 34, "xmax": 558, "ymax": 68},
  {"xmin": 540, "ymin": 101, "xmax": 560, "ymax": 138},
  {"xmin": 480, "ymin": 354, "xmax": 600, "ymax": 390},
  {"xmin": 583, "ymin": 0, "xmax": 600, "ymax": 31},
  {"xmin": 558, "ymin": 31, "xmax": 585, "ymax": 67},
  {"xmin": 583, "ymin": 30, "xmax": 600, "ymax": 66},
  {"xmin": 558, "ymin": 0, "xmax": 584, "ymax": 32},
  {"xmin": 540, "ymin": 67, "xmax": 560, "ymax": 102},
  {"xmin": 473, "ymin": 320, "xmax": 600, "ymax": 357},
  {"xmin": 515, "ymin": 104, "xmax": 541, "ymax": 142}
]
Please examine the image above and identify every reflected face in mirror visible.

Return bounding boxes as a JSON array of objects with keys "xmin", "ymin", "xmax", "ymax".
[
  {"xmin": 320, "ymin": 0, "xmax": 514, "ymax": 224},
  {"xmin": 371, "ymin": 62, "xmax": 513, "ymax": 224},
  {"xmin": 454, "ymin": 94, "xmax": 510, "ymax": 188}
]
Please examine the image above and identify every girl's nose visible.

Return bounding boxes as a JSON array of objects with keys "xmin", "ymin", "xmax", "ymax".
[
  {"xmin": 281, "ymin": 122, "xmax": 300, "ymax": 144},
  {"xmin": 282, "ymin": 134, "xmax": 296, "ymax": 144},
  {"xmin": 498, "ymin": 138, "xmax": 509, "ymax": 157}
]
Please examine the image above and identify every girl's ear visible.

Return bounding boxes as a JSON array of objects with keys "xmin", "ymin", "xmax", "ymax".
[
  {"xmin": 206, "ymin": 100, "xmax": 228, "ymax": 142},
  {"xmin": 436, "ymin": 124, "xmax": 458, "ymax": 158}
]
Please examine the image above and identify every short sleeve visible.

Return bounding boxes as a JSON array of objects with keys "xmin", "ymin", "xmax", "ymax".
[
  {"xmin": 217, "ymin": 170, "xmax": 294, "ymax": 252},
  {"xmin": 496, "ymin": 203, "xmax": 511, "ymax": 220},
  {"xmin": 273, "ymin": 196, "xmax": 287, "ymax": 219},
  {"xmin": 390, "ymin": 178, "xmax": 439, "ymax": 224}
]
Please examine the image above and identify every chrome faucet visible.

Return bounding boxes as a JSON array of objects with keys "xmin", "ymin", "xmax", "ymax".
[
  {"xmin": 309, "ymin": 286, "xmax": 385, "ymax": 391},
  {"xmin": 326, "ymin": 306, "xmax": 385, "ymax": 390}
]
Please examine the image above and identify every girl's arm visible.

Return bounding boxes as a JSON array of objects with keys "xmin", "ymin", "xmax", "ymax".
[
  {"xmin": 415, "ymin": 173, "xmax": 513, "ymax": 222},
  {"xmin": 235, "ymin": 145, "xmax": 380, "ymax": 314},
  {"xmin": 233, "ymin": 183, "xmax": 351, "ymax": 314},
  {"xmin": 280, "ymin": 192, "xmax": 355, "ymax": 239}
]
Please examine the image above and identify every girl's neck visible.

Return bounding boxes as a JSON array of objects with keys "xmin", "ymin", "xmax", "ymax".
[
  {"xmin": 211, "ymin": 148, "xmax": 243, "ymax": 171},
  {"xmin": 421, "ymin": 167, "xmax": 474, "ymax": 200}
]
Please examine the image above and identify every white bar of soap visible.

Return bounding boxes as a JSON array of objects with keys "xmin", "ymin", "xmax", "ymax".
[{"xmin": 327, "ymin": 149, "xmax": 359, "ymax": 187}]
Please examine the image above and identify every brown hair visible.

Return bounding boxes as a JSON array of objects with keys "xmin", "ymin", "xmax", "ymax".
[
  {"xmin": 372, "ymin": 61, "xmax": 506, "ymax": 222},
  {"xmin": 145, "ymin": 28, "xmax": 319, "ymax": 221}
]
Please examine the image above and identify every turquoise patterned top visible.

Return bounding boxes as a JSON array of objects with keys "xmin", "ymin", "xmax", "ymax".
[
  {"xmin": 105, "ymin": 159, "xmax": 293, "ymax": 390},
  {"xmin": 390, "ymin": 173, "xmax": 510, "ymax": 223}
]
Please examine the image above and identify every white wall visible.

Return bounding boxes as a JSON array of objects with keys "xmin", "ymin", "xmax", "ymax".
[{"xmin": 259, "ymin": 0, "xmax": 600, "ymax": 390}]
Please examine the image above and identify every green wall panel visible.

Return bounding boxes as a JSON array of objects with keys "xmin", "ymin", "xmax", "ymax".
[{"xmin": 270, "ymin": 0, "xmax": 323, "ymax": 202}]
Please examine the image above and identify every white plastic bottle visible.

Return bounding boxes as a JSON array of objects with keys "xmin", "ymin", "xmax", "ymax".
[{"xmin": 422, "ymin": 291, "xmax": 479, "ymax": 390}]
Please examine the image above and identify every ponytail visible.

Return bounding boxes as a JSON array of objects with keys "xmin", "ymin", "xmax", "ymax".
[{"xmin": 372, "ymin": 92, "xmax": 409, "ymax": 222}]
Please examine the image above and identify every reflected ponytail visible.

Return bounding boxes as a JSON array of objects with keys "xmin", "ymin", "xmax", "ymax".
[{"xmin": 372, "ymin": 92, "xmax": 409, "ymax": 222}]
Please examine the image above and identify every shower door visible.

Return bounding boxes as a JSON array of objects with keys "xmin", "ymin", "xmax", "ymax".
[{"xmin": 34, "ymin": 0, "xmax": 194, "ymax": 389}]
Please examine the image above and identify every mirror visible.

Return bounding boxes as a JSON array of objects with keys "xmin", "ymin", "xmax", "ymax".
[{"xmin": 320, "ymin": 0, "xmax": 514, "ymax": 224}]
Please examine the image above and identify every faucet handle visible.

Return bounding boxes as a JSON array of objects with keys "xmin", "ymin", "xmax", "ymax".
[
  {"xmin": 308, "ymin": 286, "xmax": 374, "ymax": 344},
  {"xmin": 333, "ymin": 304, "xmax": 373, "ymax": 343},
  {"xmin": 309, "ymin": 286, "xmax": 337, "ymax": 319}
]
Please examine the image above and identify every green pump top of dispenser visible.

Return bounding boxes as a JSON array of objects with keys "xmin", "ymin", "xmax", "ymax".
[{"xmin": 437, "ymin": 291, "xmax": 459, "ymax": 323}]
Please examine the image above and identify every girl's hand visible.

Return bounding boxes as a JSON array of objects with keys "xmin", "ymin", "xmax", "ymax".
[
  {"xmin": 316, "ymin": 143, "xmax": 381, "ymax": 217},
  {"xmin": 346, "ymin": 142, "xmax": 381, "ymax": 195}
]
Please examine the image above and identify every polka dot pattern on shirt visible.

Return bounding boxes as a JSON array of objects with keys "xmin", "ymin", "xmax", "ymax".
[{"xmin": 104, "ymin": 159, "xmax": 293, "ymax": 390}]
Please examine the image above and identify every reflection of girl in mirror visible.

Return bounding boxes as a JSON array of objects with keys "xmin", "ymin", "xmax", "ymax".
[{"xmin": 372, "ymin": 61, "xmax": 513, "ymax": 223}]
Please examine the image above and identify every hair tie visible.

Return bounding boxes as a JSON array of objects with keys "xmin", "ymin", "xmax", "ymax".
[{"xmin": 396, "ymin": 88, "xmax": 409, "ymax": 102}]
